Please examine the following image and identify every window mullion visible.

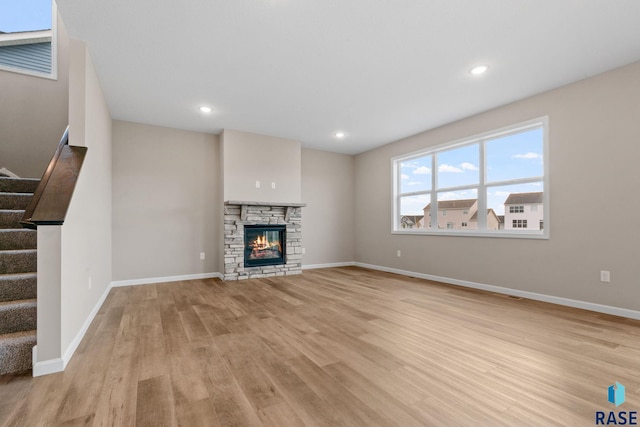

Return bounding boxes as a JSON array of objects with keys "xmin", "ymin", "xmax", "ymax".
[
  {"xmin": 478, "ymin": 141, "xmax": 486, "ymax": 230},
  {"xmin": 430, "ymin": 154, "xmax": 437, "ymax": 229}
]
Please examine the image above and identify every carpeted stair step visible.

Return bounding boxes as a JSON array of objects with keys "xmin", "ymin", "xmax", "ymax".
[
  {"xmin": 0, "ymin": 250, "xmax": 37, "ymax": 274},
  {"xmin": 0, "ymin": 273, "xmax": 37, "ymax": 303},
  {"xmin": 0, "ymin": 299, "xmax": 37, "ymax": 335},
  {"xmin": 0, "ymin": 192, "xmax": 33, "ymax": 210},
  {"xmin": 0, "ymin": 330, "xmax": 36, "ymax": 375},
  {"xmin": 0, "ymin": 177, "xmax": 38, "ymax": 375},
  {"xmin": 0, "ymin": 177, "xmax": 39, "ymax": 194},
  {"xmin": 0, "ymin": 229, "xmax": 37, "ymax": 250},
  {"xmin": 0, "ymin": 210, "xmax": 25, "ymax": 229}
]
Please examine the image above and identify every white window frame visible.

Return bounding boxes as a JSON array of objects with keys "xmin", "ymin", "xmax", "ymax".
[
  {"xmin": 0, "ymin": 1, "xmax": 58, "ymax": 80},
  {"xmin": 391, "ymin": 117, "xmax": 549, "ymax": 239}
]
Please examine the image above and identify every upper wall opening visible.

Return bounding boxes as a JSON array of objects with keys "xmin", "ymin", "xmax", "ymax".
[{"xmin": 0, "ymin": 0, "xmax": 57, "ymax": 79}]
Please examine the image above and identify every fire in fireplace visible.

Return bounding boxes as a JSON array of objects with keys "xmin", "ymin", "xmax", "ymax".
[{"xmin": 244, "ymin": 224, "xmax": 286, "ymax": 267}]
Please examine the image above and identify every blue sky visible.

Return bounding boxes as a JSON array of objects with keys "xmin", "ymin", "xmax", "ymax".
[
  {"xmin": 400, "ymin": 127, "xmax": 544, "ymax": 215},
  {"xmin": 0, "ymin": 0, "xmax": 51, "ymax": 33}
]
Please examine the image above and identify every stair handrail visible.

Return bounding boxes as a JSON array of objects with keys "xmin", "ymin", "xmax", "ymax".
[{"xmin": 20, "ymin": 126, "xmax": 87, "ymax": 229}]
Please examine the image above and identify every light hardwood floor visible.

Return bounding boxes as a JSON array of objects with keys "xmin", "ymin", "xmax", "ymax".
[{"xmin": 1, "ymin": 267, "xmax": 640, "ymax": 426}]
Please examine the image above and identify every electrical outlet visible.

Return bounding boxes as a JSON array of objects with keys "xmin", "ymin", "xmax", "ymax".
[
  {"xmin": 88, "ymin": 276, "xmax": 92, "ymax": 289},
  {"xmin": 271, "ymin": 182, "xmax": 276, "ymax": 189},
  {"xmin": 200, "ymin": 252, "xmax": 206, "ymax": 260},
  {"xmin": 397, "ymin": 250, "xmax": 401, "ymax": 257},
  {"xmin": 255, "ymin": 181, "xmax": 260, "ymax": 188},
  {"xmin": 600, "ymin": 270, "xmax": 610, "ymax": 283}
]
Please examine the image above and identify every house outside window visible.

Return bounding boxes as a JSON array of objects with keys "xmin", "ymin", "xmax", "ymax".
[
  {"xmin": 392, "ymin": 117, "xmax": 548, "ymax": 238},
  {"xmin": 504, "ymin": 193, "xmax": 543, "ymax": 230},
  {"xmin": 0, "ymin": 0, "xmax": 57, "ymax": 79}
]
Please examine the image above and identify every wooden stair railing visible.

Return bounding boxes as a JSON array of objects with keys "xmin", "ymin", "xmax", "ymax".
[{"xmin": 20, "ymin": 127, "xmax": 88, "ymax": 229}]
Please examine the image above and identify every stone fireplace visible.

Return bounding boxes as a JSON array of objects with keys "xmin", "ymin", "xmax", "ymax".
[{"xmin": 224, "ymin": 201, "xmax": 305, "ymax": 280}]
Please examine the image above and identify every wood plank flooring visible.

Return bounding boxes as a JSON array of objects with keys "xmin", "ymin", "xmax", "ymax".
[{"xmin": 2, "ymin": 266, "xmax": 640, "ymax": 425}]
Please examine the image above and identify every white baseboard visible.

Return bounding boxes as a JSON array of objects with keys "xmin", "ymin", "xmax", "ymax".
[
  {"xmin": 354, "ymin": 262, "xmax": 640, "ymax": 321},
  {"xmin": 303, "ymin": 262, "xmax": 356, "ymax": 270},
  {"xmin": 32, "ymin": 262, "xmax": 638, "ymax": 378},
  {"xmin": 32, "ymin": 345, "xmax": 64, "ymax": 377},
  {"xmin": 111, "ymin": 272, "xmax": 223, "ymax": 287}
]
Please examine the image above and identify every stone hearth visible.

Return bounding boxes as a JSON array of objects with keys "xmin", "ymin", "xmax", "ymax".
[{"xmin": 224, "ymin": 201, "xmax": 305, "ymax": 280}]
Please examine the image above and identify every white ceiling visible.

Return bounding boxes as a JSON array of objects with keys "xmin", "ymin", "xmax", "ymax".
[{"xmin": 56, "ymin": 0, "xmax": 640, "ymax": 155}]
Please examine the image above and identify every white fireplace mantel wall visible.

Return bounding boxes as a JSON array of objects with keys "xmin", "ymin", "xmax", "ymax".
[{"xmin": 221, "ymin": 129, "xmax": 302, "ymax": 204}]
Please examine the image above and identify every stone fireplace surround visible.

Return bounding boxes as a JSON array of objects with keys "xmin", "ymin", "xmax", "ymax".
[{"xmin": 224, "ymin": 201, "xmax": 306, "ymax": 280}]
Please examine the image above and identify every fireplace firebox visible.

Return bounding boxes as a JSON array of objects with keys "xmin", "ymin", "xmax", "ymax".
[{"xmin": 244, "ymin": 224, "xmax": 286, "ymax": 267}]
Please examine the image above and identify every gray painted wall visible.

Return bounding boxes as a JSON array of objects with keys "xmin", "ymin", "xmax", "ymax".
[
  {"xmin": 354, "ymin": 60, "xmax": 640, "ymax": 311},
  {"xmin": 111, "ymin": 125, "xmax": 357, "ymax": 281},
  {"xmin": 301, "ymin": 148, "xmax": 355, "ymax": 266},
  {"xmin": 221, "ymin": 129, "xmax": 302, "ymax": 204},
  {"xmin": 0, "ymin": 15, "xmax": 69, "ymax": 178},
  {"xmin": 112, "ymin": 120, "xmax": 221, "ymax": 281},
  {"xmin": 60, "ymin": 39, "xmax": 113, "ymax": 357}
]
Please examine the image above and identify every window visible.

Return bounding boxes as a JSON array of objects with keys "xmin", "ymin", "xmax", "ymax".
[
  {"xmin": 392, "ymin": 117, "xmax": 548, "ymax": 238},
  {"xmin": 0, "ymin": 0, "xmax": 57, "ymax": 78}
]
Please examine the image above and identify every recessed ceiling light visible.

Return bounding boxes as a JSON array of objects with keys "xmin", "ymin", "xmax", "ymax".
[
  {"xmin": 470, "ymin": 65, "xmax": 489, "ymax": 75},
  {"xmin": 199, "ymin": 106, "xmax": 212, "ymax": 113},
  {"xmin": 334, "ymin": 131, "xmax": 345, "ymax": 139}
]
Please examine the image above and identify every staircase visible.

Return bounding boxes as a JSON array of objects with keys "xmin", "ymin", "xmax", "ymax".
[{"xmin": 0, "ymin": 177, "xmax": 39, "ymax": 375}]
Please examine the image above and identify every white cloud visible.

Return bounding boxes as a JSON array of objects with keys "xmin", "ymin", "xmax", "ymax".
[
  {"xmin": 513, "ymin": 152, "xmax": 542, "ymax": 160},
  {"xmin": 401, "ymin": 174, "xmax": 409, "ymax": 180},
  {"xmin": 461, "ymin": 162, "xmax": 479, "ymax": 171},
  {"xmin": 438, "ymin": 192, "xmax": 456, "ymax": 200},
  {"xmin": 400, "ymin": 194, "xmax": 430, "ymax": 215},
  {"xmin": 438, "ymin": 190, "xmax": 476, "ymax": 200},
  {"xmin": 494, "ymin": 191, "xmax": 511, "ymax": 196},
  {"xmin": 413, "ymin": 166, "xmax": 431, "ymax": 175},
  {"xmin": 408, "ymin": 181, "xmax": 422, "ymax": 186},
  {"xmin": 438, "ymin": 164, "xmax": 463, "ymax": 173}
]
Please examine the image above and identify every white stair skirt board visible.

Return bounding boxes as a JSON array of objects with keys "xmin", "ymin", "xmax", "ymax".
[
  {"xmin": 32, "ymin": 345, "xmax": 64, "ymax": 377},
  {"xmin": 0, "ymin": 168, "xmax": 20, "ymax": 178}
]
